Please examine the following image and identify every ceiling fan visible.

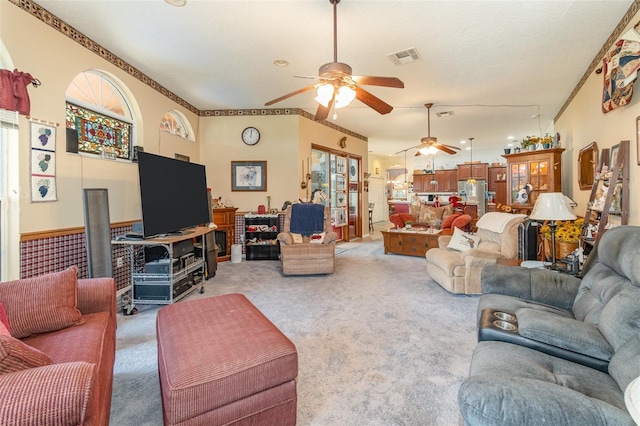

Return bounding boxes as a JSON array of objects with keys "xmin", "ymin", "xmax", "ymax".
[
  {"xmin": 264, "ymin": 0, "xmax": 404, "ymax": 121},
  {"xmin": 413, "ymin": 103, "xmax": 461, "ymax": 156}
]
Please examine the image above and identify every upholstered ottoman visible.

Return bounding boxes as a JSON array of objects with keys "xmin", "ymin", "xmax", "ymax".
[{"xmin": 156, "ymin": 293, "xmax": 298, "ymax": 426}]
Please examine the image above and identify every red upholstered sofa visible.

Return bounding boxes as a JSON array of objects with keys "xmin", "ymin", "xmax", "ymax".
[
  {"xmin": 0, "ymin": 266, "xmax": 116, "ymax": 425},
  {"xmin": 389, "ymin": 202, "xmax": 473, "ymax": 231}
]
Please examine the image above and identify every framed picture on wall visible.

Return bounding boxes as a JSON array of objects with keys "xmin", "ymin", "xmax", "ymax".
[
  {"xmin": 231, "ymin": 161, "xmax": 267, "ymax": 191},
  {"xmin": 610, "ymin": 143, "xmax": 620, "ymax": 170},
  {"xmin": 636, "ymin": 115, "xmax": 640, "ymax": 165}
]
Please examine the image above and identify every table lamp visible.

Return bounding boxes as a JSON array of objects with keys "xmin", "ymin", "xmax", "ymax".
[
  {"xmin": 625, "ymin": 375, "xmax": 640, "ymax": 424},
  {"xmin": 529, "ymin": 192, "xmax": 577, "ymax": 270}
]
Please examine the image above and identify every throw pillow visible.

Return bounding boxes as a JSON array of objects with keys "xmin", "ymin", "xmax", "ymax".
[
  {"xmin": 0, "ymin": 321, "xmax": 53, "ymax": 374},
  {"xmin": 310, "ymin": 232, "xmax": 326, "ymax": 244},
  {"xmin": 452, "ymin": 214, "xmax": 473, "ymax": 230},
  {"xmin": 0, "ymin": 303, "xmax": 10, "ymax": 334},
  {"xmin": 0, "ymin": 266, "xmax": 83, "ymax": 339},
  {"xmin": 409, "ymin": 199, "xmax": 422, "ymax": 218},
  {"xmin": 447, "ymin": 227, "xmax": 481, "ymax": 252},
  {"xmin": 389, "ymin": 214, "xmax": 405, "ymax": 229},
  {"xmin": 441, "ymin": 213, "xmax": 461, "ymax": 229},
  {"xmin": 291, "ymin": 233, "xmax": 303, "ymax": 244},
  {"xmin": 442, "ymin": 203, "xmax": 455, "ymax": 219},
  {"xmin": 419, "ymin": 205, "xmax": 445, "ymax": 226}
]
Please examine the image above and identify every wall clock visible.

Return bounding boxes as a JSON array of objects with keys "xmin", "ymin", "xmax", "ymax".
[{"xmin": 241, "ymin": 127, "xmax": 260, "ymax": 145}]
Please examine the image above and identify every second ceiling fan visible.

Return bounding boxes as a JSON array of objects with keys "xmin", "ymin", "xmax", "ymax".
[
  {"xmin": 413, "ymin": 103, "xmax": 461, "ymax": 156},
  {"xmin": 264, "ymin": 0, "xmax": 404, "ymax": 121}
]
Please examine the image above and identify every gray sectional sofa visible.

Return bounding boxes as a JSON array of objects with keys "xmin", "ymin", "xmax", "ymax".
[{"xmin": 458, "ymin": 225, "xmax": 640, "ymax": 425}]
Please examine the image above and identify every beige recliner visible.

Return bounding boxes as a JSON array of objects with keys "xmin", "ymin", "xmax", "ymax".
[
  {"xmin": 277, "ymin": 204, "xmax": 338, "ymax": 275},
  {"xmin": 425, "ymin": 212, "xmax": 527, "ymax": 294}
]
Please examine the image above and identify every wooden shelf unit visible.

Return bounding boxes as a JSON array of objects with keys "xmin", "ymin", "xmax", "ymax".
[{"xmin": 582, "ymin": 140, "xmax": 629, "ymax": 252}]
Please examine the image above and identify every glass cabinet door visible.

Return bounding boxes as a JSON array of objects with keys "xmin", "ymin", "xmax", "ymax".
[
  {"xmin": 330, "ymin": 154, "xmax": 348, "ymax": 240},
  {"xmin": 348, "ymin": 157, "xmax": 359, "ymax": 239},
  {"xmin": 311, "ymin": 149, "xmax": 329, "ymax": 206},
  {"xmin": 510, "ymin": 162, "xmax": 527, "ymax": 203}
]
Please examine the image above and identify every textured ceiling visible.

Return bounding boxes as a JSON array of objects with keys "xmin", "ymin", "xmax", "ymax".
[{"xmin": 34, "ymin": 0, "xmax": 635, "ymax": 159}]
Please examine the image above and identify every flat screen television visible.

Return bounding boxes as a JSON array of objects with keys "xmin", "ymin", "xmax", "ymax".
[{"xmin": 137, "ymin": 152, "xmax": 210, "ymax": 238}]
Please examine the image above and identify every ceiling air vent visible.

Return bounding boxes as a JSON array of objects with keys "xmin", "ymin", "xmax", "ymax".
[{"xmin": 388, "ymin": 48, "xmax": 421, "ymax": 65}]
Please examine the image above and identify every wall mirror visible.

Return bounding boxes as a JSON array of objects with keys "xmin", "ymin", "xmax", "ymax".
[{"xmin": 577, "ymin": 141, "xmax": 598, "ymax": 190}]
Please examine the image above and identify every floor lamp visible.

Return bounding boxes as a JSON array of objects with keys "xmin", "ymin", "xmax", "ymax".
[{"xmin": 529, "ymin": 192, "xmax": 576, "ymax": 270}]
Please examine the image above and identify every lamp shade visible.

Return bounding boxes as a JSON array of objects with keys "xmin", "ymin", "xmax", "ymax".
[
  {"xmin": 625, "ymin": 375, "xmax": 640, "ymax": 424},
  {"xmin": 529, "ymin": 192, "xmax": 577, "ymax": 221}
]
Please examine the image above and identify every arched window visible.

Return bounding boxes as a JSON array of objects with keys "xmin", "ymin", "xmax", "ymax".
[
  {"xmin": 65, "ymin": 70, "xmax": 134, "ymax": 160},
  {"xmin": 160, "ymin": 110, "xmax": 193, "ymax": 141}
]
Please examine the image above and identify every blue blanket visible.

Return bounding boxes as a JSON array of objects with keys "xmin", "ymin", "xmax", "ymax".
[{"xmin": 290, "ymin": 203, "xmax": 325, "ymax": 236}]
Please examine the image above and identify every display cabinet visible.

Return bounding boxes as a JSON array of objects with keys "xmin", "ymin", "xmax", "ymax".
[
  {"xmin": 503, "ymin": 148, "xmax": 564, "ymax": 208},
  {"xmin": 245, "ymin": 214, "xmax": 279, "ymax": 260}
]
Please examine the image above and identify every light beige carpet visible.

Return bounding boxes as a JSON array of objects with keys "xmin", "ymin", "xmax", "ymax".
[{"xmin": 110, "ymin": 234, "xmax": 478, "ymax": 425}]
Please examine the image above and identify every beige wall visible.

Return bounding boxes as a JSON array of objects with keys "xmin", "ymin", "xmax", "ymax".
[
  {"xmin": 555, "ymin": 10, "xmax": 639, "ymax": 226},
  {"xmin": 199, "ymin": 114, "xmax": 369, "ymax": 232},
  {"xmin": 1, "ymin": 2, "xmax": 370, "ymax": 249},
  {"xmin": 1, "ymin": 2, "xmax": 200, "ymax": 236}
]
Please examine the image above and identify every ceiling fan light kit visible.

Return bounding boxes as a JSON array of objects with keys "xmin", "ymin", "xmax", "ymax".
[
  {"xmin": 264, "ymin": 0, "xmax": 404, "ymax": 120},
  {"xmin": 411, "ymin": 103, "xmax": 462, "ymax": 157}
]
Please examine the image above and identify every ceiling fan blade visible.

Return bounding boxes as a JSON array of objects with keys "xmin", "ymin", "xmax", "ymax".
[
  {"xmin": 265, "ymin": 84, "xmax": 317, "ymax": 106},
  {"xmin": 352, "ymin": 75, "xmax": 405, "ymax": 88},
  {"xmin": 314, "ymin": 96, "xmax": 334, "ymax": 121},
  {"xmin": 440, "ymin": 143, "xmax": 461, "ymax": 151},
  {"xmin": 437, "ymin": 145, "xmax": 457, "ymax": 155},
  {"xmin": 355, "ymin": 86, "xmax": 394, "ymax": 115},
  {"xmin": 414, "ymin": 151, "xmax": 423, "ymax": 157}
]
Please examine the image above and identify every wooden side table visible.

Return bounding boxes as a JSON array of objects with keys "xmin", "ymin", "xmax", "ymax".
[{"xmin": 496, "ymin": 258, "xmax": 522, "ymax": 267}]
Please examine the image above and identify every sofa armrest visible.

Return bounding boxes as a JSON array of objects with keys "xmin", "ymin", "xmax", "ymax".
[
  {"xmin": 323, "ymin": 231, "xmax": 339, "ymax": 245},
  {"xmin": 0, "ymin": 362, "xmax": 96, "ymax": 425},
  {"xmin": 516, "ymin": 308, "xmax": 613, "ymax": 361},
  {"xmin": 77, "ymin": 277, "xmax": 116, "ymax": 319},
  {"xmin": 481, "ymin": 265, "xmax": 581, "ymax": 310},
  {"xmin": 277, "ymin": 232, "xmax": 293, "ymax": 245},
  {"xmin": 437, "ymin": 235, "xmax": 452, "ymax": 249},
  {"xmin": 462, "ymin": 249, "xmax": 507, "ymax": 261}
]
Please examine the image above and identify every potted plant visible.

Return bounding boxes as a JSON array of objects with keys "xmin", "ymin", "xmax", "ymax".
[{"xmin": 405, "ymin": 220, "xmax": 413, "ymax": 229}]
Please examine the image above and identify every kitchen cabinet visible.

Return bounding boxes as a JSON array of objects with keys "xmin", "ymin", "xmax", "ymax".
[
  {"xmin": 435, "ymin": 169, "xmax": 458, "ymax": 192},
  {"xmin": 488, "ymin": 166, "xmax": 506, "ymax": 192},
  {"xmin": 457, "ymin": 163, "xmax": 488, "ymax": 181},
  {"xmin": 502, "ymin": 148, "xmax": 564, "ymax": 207},
  {"xmin": 412, "ymin": 173, "xmax": 435, "ymax": 193}
]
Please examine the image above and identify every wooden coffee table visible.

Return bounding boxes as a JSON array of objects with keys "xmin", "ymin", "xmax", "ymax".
[{"xmin": 382, "ymin": 228, "xmax": 452, "ymax": 257}]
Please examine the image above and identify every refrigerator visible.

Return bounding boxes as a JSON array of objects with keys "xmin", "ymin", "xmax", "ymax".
[{"xmin": 457, "ymin": 180, "xmax": 488, "ymax": 216}]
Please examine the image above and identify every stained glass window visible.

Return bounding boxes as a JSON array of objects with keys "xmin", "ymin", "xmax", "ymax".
[
  {"xmin": 65, "ymin": 71, "xmax": 134, "ymax": 160},
  {"xmin": 160, "ymin": 111, "xmax": 191, "ymax": 140},
  {"xmin": 66, "ymin": 103, "xmax": 131, "ymax": 159}
]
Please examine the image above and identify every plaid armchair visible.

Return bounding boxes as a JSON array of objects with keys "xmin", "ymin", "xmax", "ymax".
[{"xmin": 277, "ymin": 205, "xmax": 338, "ymax": 275}]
